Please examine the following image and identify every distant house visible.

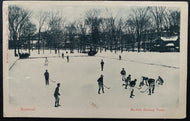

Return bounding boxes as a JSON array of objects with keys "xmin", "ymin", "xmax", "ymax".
[{"xmin": 155, "ymin": 36, "xmax": 179, "ymax": 52}]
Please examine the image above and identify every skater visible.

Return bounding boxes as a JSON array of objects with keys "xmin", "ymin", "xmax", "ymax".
[
  {"xmin": 119, "ymin": 55, "xmax": 121, "ymax": 60},
  {"xmin": 54, "ymin": 83, "xmax": 61, "ymax": 107},
  {"xmin": 141, "ymin": 76, "xmax": 149, "ymax": 86},
  {"xmin": 67, "ymin": 55, "xmax": 69, "ymax": 63},
  {"xmin": 62, "ymin": 52, "xmax": 64, "ymax": 58},
  {"xmin": 129, "ymin": 79, "xmax": 137, "ymax": 98},
  {"xmin": 44, "ymin": 70, "xmax": 49, "ymax": 85},
  {"xmin": 120, "ymin": 68, "xmax": 126, "ymax": 81},
  {"xmin": 123, "ymin": 74, "xmax": 131, "ymax": 89},
  {"xmin": 139, "ymin": 80, "xmax": 144, "ymax": 88},
  {"xmin": 148, "ymin": 78, "xmax": 155, "ymax": 95},
  {"xmin": 156, "ymin": 76, "xmax": 164, "ymax": 85},
  {"xmin": 100, "ymin": 59, "xmax": 104, "ymax": 71},
  {"xmin": 45, "ymin": 57, "xmax": 48, "ymax": 66},
  {"xmin": 97, "ymin": 75, "xmax": 104, "ymax": 94}
]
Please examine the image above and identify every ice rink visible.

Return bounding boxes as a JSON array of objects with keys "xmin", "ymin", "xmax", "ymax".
[{"xmin": 8, "ymin": 50, "xmax": 180, "ymax": 109}]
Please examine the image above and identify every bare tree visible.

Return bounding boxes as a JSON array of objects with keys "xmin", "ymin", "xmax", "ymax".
[
  {"xmin": 8, "ymin": 5, "xmax": 32, "ymax": 56},
  {"xmin": 150, "ymin": 7, "xmax": 166, "ymax": 36},
  {"xmin": 127, "ymin": 7, "xmax": 151, "ymax": 52},
  {"xmin": 65, "ymin": 21, "xmax": 77, "ymax": 52},
  {"xmin": 85, "ymin": 9, "xmax": 102, "ymax": 51},
  {"xmin": 47, "ymin": 10, "xmax": 65, "ymax": 54},
  {"xmin": 163, "ymin": 9, "xmax": 180, "ymax": 35},
  {"xmin": 19, "ymin": 21, "xmax": 36, "ymax": 54},
  {"xmin": 36, "ymin": 11, "xmax": 48, "ymax": 54},
  {"xmin": 76, "ymin": 20, "xmax": 87, "ymax": 52}
]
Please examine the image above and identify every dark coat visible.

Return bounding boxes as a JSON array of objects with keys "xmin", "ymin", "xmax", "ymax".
[
  {"xmin": 44, "ymin": 72, "xmax": 49, "ymax": 78},
  {"xmin": 97, "ymin": 77, "xmax": 103, "ymax": 85},
  {"xmin": 148, "ymin": 78, "xmax": 155, "ymax": 86},
  {"xmin": 54, "ymin": 87, "xmax": 60, "ymax": 96},
  {"xmin": 120, "ymin": 70, "xmax": 126, "ymax": 75},
  {"xmin": 101, "ymin": 61, "xmax": 104, "ymax": 65},
  {"xmin": 129, "ymin": 80, "xmax": 136, "ymax": 87},
  {"xmin": 125, "ymin": 76, "xmax": 131, "ymax": 83}
]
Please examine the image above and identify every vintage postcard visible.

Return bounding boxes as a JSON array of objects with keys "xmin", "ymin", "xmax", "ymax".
[{"xmin": 3, "ymin": 1, "xmax": 188, "ymax": 118}]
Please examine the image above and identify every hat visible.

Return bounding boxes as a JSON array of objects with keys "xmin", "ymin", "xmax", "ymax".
[
  {"xmin": 101, "ymin": 74, "xmax": 104, "ymax": 77},
  {"xmin": 57, "ymin": 83, "xmax": 60, "ymax": 86}
]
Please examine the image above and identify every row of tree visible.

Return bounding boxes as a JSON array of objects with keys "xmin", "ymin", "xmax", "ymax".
[{"xmin": 8, "ymin": 5, "xmax": 180, "ymax": 56}]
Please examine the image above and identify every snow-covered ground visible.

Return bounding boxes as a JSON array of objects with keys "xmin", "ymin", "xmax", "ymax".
[{"xmin": 8, "ymin": 49, "xmax": 179, "ymax": 109}]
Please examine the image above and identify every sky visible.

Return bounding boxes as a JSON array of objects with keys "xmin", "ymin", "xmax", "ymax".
[{"xmin": 7, "ymin": 1, "xmax": 180, "ymax": 32}]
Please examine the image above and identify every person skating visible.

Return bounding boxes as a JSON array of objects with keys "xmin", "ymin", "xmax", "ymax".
[
  {"xmin": 148, "ymin": 78, "xmax": 155, "ymax": 95},
  {"xmin": 97, "ymin": 75, "xmax": 104, "ymax": 94},
  {"xmin": 100, "ymin": 59, "xmax": 104, "ymax": 71},
  {"xmin": 120, "ymin": 68, "xmax": 126, "ymax": 81},
  {"xmin": 62, "ymin": 52, "xmax": 64, "ymax": 58},
  {"xmin": 141, "ymin": 76, "xmax": 149, "ymax": 86},
  {"xmin": 54, "ymin": 83, "xmax": 61, "ymax": 107},
  {"xmin": 156, "ymin": 76, "xmax": 164, "ymax": 85},
  {"xmin": 67, "ymin": 55, "xmax": 69, "ymax": 63},
  {"xmin": 119, "ymin": 55, "xmax": 121, "ymax": 60},
  {"xmin": 44, "ymin": 70, "xmax": 49, "ymax": 85},
  {"xmin": 123, "ymin": 74, "xmax": 131, "ymax": 89},
  {"xmin": 129, "ymin": 79, "xmax": 137, "ymax": 98}
]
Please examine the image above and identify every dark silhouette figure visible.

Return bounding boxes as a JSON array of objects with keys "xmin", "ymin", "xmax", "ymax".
[
  {"xmin": 120, "ymin": 68, "xmax": 126, "ymax": 81},
  {"xmin": 119, "ymin": 55, "xmax": 121, "ymax": 60},
  {"xmin": 54, "ymin": 83, "xmax": 61, "ymax": 107},
  {"xmin": 44, "ymin": 70, "xmax": 49, "ymax": 85},
  {"xmin": 148, "ymin": 79, "xmax": 155, "ymax": 95},
  {"xmin": 67, "ymin": 55, "xmax": 69, "ymax": 62},
  {"xmin": 141, "ymin": 76, "xmax": 149, "ymax": 86},
  {"xmin": 123, "ymin": 74, "xmax": 131, "ymax": 89},
  {"xmin": 156, "ymin": 76, "xmax": 164, "ymax": 85},
  {"xmin": 100, "ymin": 59, "xmax": 104, "ymax": 71},
  {"xmin": 129, "ymin": 79, "xmax": 137, "ymax": 98},
  {"xmin": 97, "ymin": 75, "xmax": 104, "ymax": 94},
  {"xmin": 62, "ymin": 53, "xmax": 64, "ymax": 58}
]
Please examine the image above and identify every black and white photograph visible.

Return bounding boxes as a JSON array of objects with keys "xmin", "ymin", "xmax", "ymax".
[{"xmin": 3, "ymin": 1, "xmax": 188, "ymax": 118}]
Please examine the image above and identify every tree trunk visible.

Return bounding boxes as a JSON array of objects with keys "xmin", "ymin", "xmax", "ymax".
[
  {"xmin": 38, "ymin": 29, "xmax": 41, "ymax": 54},
  {"xmin": 13, "ymin": 33, "xmax": 17, "ymax": 56},
  {"xmin": 29, "ymin": 35, "xmax": 31, "ymax": 55},
  {"xmin": 43, "ymin": 41, "xmax": 44, "ymax": 54}
]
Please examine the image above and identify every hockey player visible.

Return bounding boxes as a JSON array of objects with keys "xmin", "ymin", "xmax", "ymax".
[
  {"xmin": 148, "ymin": 78, "xmax": 155, "ymax": 95},
  {"xmin": 120, "ymin": 68, "xmax": 126, "ymax": 81},
  {"xmin": 123, "ymin": 74, "xmax": 131, "ymax": 89},
  {"xmin": 67, "ymin": 55, "xmax": 69, "ymax": 63},
  {"xmin": 156, "ymin": 76, "xmax": 164, "ymax": 85},
  {"xmin": 97, "ymin": 75, "xmax": 104, "ymax": 94},
  {"xmin": 100, "ymin": 59, "xmax": 104, "ymax": 71},
  {"xmin": 141, "ymin": 76, "xmax": 149, "ymax": 86},
  {"xmin": 129, "ymin": 79, "xmax": 137, "ymax": 98},
  {"xmin": 119, "ymin": 55, "xmax": 121, "ymax": 60},
  {"xmin": 62, "ymin": 52, "xmax": 64, "ymax": 58},
  {"xmin": 54, "ymin": 83, "xmax": 61, "ymax": 107},
  {"xmin": 44, "ymin": 70, "xmax": 49, "ymax": 85}
]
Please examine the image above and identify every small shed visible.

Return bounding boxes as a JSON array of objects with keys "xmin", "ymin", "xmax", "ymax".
[{"xmin": 155, "ymin": 36, "xmax": 179, "ymax": 52}]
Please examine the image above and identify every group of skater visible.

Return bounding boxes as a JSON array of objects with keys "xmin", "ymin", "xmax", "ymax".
[
  {"xmin": 44, "ymin": 69, "xmax": 61, "ymax": 107},
  {"xmin": 43, "ymin": 55, "xmax": 164, "ymax": 107},
  {"xmin": 120, "ymin": 68, "xmax": 164, "ymax": 98},
  {"xmin": 97, "ymin": 58, "xmax": 164, "ymax": 98}
]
